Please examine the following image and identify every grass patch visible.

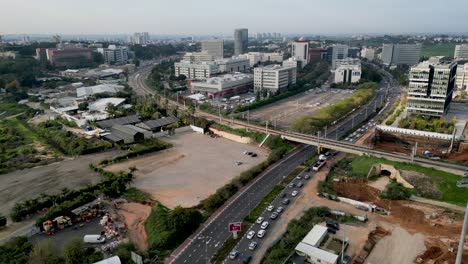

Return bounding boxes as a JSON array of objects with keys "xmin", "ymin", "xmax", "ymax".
[
  {"xmin": 351, "ymin": 155, "xmax": 467, "ymax": 205},
  {"xmin": 421, "ymin": 43, "xmax": 465, "ymax": 58},
  {"xmin": 121, "ymin": 187, "xmax": 155, "ymax": 204}
]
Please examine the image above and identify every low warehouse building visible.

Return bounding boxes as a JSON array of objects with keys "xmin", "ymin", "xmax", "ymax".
[
  {"xmin": 136, "ymin": 116, "xmax": 180, "ymax": 132},
  {"xmin": 104, "ymin": 124, "xmax": 144, "ymax": 144}
]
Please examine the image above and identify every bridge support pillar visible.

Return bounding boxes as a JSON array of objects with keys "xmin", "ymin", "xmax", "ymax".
[{"xmin": 317, "ymin": 145, "xmax": 322, "ymax": 154}]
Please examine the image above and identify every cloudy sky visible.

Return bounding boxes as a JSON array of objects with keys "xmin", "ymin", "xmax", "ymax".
[{"xmin": 1, "ymin": 0, "xmax": 467, "ymax": 35}]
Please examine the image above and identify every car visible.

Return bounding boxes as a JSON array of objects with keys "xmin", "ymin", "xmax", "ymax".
[
  {"xmin": 270, "ymin": 212, "xmax": 278, "ymax": 219},
  {"xmin": 242, "ymin": 256, "xmax": 252, "ymax": 264},
  {"xmin": 325, "ymin": 151, "xmax": 331, "ymax": 156},
  {"xmin": 83, "ymin": 235, "xmax": 106, "ymax": 244},
  {"xmin": 282, "ymin": 198, "xmax": 290, "ymax": 205},
  {"xmin": 248, "ymin": 241, "xmax": 257, "ymax": 250},
  {"xmin": 261, "ymin": 221, "xmax": 269, "ymax": 229},
  {"xmin": 251, "ymin": 153, "xmax": 257, "ymax": 157},
  {"xmin": 296, "ymin": 175, "xmax": 302, "ymax": 180},
  {"xmin": 256, "ymin": 216, "xmax": 264, "ymax": 224},
  {"xmin": 342, "ymin": 255, "xmax": 351, "ymax": 264},
  {"xmin": 305, "ymin": 167, "xmax": 311, "ymax": 172},
  {"xmin": 304, "ymin": 174, "xmax": 310, "ymax": 180},
  {"xmin": 246, "ymin": 151, "xmax": 253, "ymax": 155},
  {"xmin": 257, "ymin": 229, "xmax": 266, "ymax": 238},
  {"xmin": 246, "ymin": 230, "xmax": 256, "ymax": 239},
  {"xmin": 327, "ymin": 227, "xmax": 337, "ymax": 234},
  {"xmin": 297, "ymin": 182, "xmax": 303, "ymax": 188},
  {"xmin": 330, "ymin": 150, "xmax": 338, "ymax": 156},
  {"xmin": 229, "ymin": 250, "xmax": 239, "ymax": 260},
  {"xmin": 276, "ymin": 207, "xmax": 284, "ymax": 214},
  {"xmin": 267, "ymin": 205, "xmax": 275, "ymax": 211},
  {"xmin": 280, "ymin": 192, "xmax": 287, "ymax": 198},
  {"xmin": 288, "ymin": 183, "xmax": 295, "ymax": 188},
  {"xmin": 292, "ymin": 190, "xmax": 299, "ymax": 197}
]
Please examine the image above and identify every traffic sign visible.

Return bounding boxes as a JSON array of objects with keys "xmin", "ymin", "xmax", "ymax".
[{"xmin": 229, "ymin": 222, "xmax": 241, "ymax": 232}]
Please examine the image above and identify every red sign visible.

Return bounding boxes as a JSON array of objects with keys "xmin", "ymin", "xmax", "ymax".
[{"xmin": 229, "ymin": 222, "xmax": 241, "ymax": 232}]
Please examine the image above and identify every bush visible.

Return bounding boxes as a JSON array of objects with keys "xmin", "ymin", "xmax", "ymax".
[
  {"xmin": 0, "ymin": 214, "xmax": 6, "ymax": 227},
  {"xmin": 98, "ymin": 139, "xmax": 171, "ymax": 166},
  {"xmin": 379, "ymin": 181, "xmax": 412, "ymax": 200},
  {"xmin": 0, "ymin": 236, "xmax": 33, "ymax": 264}
]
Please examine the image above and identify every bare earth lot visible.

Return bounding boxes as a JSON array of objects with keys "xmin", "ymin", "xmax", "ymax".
[
  {"xmin": 248, "ymin": 89, "xmax": 352, "ymax": 128},
  {"xmin": 0, "ymin": 150, "xmax": 123, "ymax": 218},
  {"xmin": 106, "ymin": 132, "xmax": 268, "ymax": 209}
]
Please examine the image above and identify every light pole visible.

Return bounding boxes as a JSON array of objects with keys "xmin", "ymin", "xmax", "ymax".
[{"xmin": 204, "ymin": 236, "xmax": 212, "ymax": 264}]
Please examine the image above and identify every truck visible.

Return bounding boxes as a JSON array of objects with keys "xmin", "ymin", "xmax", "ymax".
[
  {"xmin": 312, "ymin": 160, "xmax": 326, "ymax": 171},
  {"xmin": 319, "ymin": 154, "xmax": 327, "ymax": 161}
]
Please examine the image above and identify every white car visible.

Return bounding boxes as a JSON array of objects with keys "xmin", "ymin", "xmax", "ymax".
[
  {"xmin": 246, "ymin": 230, "xmax": 255, "ymax": 239},
  {"xmin": 292, "ymin": 190, "xmax": 299, "ymax": 197},
  {"xmin": 256, "ymin": 216, "xmax": 264, "ymax": 224},
  {"xmin": 261, "ymin": 221, "xmax": 269, "ymax": 230},
  {"xmin": 267, "ymin": 205, "xmax": 275, "ymax": 212},
  {"xmin": 248, "ymin": 241, "xmax": 257, "ymax": 250},
  {"xmin": 257, "ymin": 229, "xmax": 266, "ymax": 238},
  {"xmin": 83, "ymin": 235, "xmax": 106, "ymax": 244}
]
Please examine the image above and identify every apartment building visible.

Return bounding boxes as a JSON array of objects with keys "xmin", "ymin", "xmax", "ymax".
[
  {"xmin": 254, "ymin": 64, "xmax": 297, "ymax": 93},
  {"xmin": 381, "ymin": 43, "xmax": 422, "ymax": 66},
  {"xmin": 406, "ymin": 56, "xmax": 457, "ymax": 117},
  {"xmin": 174, "ymin": 61, "xmax": 219, "ymax": 79}
]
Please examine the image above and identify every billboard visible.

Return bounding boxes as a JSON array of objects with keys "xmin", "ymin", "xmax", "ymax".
[{"xmin": 228, "ymin": 222, "xmax": 241, "ymax": 233}]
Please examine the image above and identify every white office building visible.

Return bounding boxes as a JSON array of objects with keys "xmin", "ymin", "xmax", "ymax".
[
  {"xmin": 215, "ymin": 56, "xmax": 250, "ymax": 73},
  {"xmin": 254, "ymin": 64, "xmax": 297, "ymax": 93},
  {"xmin": 201, "ymin": 39, "xmax": 224, "ymax": 59},
  {"xmin": 97, "ymin": 45, "xmax": 129, "ymax": 65},
  {"xmin": 334, "ymin": 60, "xmax": 362, "ymax": 84},
  {"xmin": 190, "ymin": 73, "xmax": 253, "ymax": 98},
  {"xmin": 361, "ymin": 48, "xmax": 375, "ymax": 60},
  {"xmin": 241, "ymin": 52, "xmax": 284, "ymax": 66},
  {"xmin": 406, "ymin": 57, "xmax": 457, "ymax": 116},
  {"xmin": 455, "ymin": 64, "xmax": 468, "ymax": 91},
  {"xmin": 381, "ymin": 43, "xmax": 422, "ymax": 66},
  {"xmin": 282, "ymin": 57, "xmax": 299, "ymax": 68},
  {"xmin": 454, "ymin": 44, "xmax": 468, "ymax": 60},
  {"xmin": 182, "ymin": 52, "xmax": 215, "ymax": 62},
  {"xmin": 291, "ymin": 40, "xmax": 309, "ymax": 68},
  {"xmin": 174, "ymin": 61, "xmax": 219, "ymax": 79}
]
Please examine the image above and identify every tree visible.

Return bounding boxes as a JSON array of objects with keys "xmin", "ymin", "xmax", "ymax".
[
  {"xmin": 168, "ymin": 207, "xmax": 203, "ymax": 234},
  {"xmin": 29, "ymin": 240, "xmax": 62, "ymax": 264},
  {"xmin": 0, "ymin": 236, "xmax": 33, "ymax": 264},
  {"xmin": 105, "ymin": 103, "xmax": 118, "ymax": 118},
  {"xmin": 78, "ymin": 102, "xmax": 89, "ymax": 111},
  {"xmin": 63, "ymin": 237, "xmax": 86, "ymax": 264},
  {"xmin": 132, "ymin": 58, "xmax": 140, "ymax": 67}
]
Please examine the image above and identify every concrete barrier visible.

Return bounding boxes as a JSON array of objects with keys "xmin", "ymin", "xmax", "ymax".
[
  {"xmin": 209, "ymin": 128, "xmax": 253, "ymax": 144},
  {"xmin": 367, "ymin": 164, "xmax": 414, "ymax": 189}
]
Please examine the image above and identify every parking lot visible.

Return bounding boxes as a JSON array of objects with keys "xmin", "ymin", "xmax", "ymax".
[{"xmin": 105, "ymin": 132, "xmax": 268, "ymax": 209}]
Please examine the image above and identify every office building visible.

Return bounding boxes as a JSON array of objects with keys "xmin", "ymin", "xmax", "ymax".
[
  {"xmin": 174, "ymin": 61, "xmax": 219, "ymax": 79},
  {"xmin": 282, "ymin": 57, "xmax": 298, "ymax": 68},
  {"xmin": 406, "ymin": 57, "xmax": 457, "ymax": 117},
  {"xmin": 308, "ymin": 48, "xmax": 326, "ymax": 63},
  {"xmin": 326, "ymin": 44, "xmax": 349, "ymax": 69},
  {"xmin": 46, "ymin": 48, "xmax": 93, "ymax": 68},
  {"xmin": 361, "ymin": 48, "xmax": 376, "ymax": 60},
  {"xmin": 215, "ymin": 56, "xmax": 250, "ymax": 73},
  {"xmin": 190, "ymin": 73, "xmax": 253, "ymax": 98},
  {"xmin": 454, "ymin": 44, "xmax": 468, "ymax": 60},
  {"xmin": 183, "ymin": 52, "xmax": 215, "ymax": 62},
  {"xmin": 97, "ymin": 45, "xmax": 129, "ymax": 65},
  {"xmin": 201, "ymin": 39, "xmax": 224, "ymax": 59},
  {"xmin": 291, "ymin": 40, "xmax": 309, "ymax": 68},
  {"xmin": 455, "ymin": 64, "xmax": 468, "ymax": 91},
  {"xmin": 334, "ymin": 59, "xmax": 361, "ymax": 84},
  {"xmin": 348, "ymin": 47, "xmax": 360, "ymax": 58},
  {"xmin": 254, "ymin": 64, "xmax": 297, "ymax": 93},
  {"xmin": 234, "ymin": 28, "xmax": 248, "ymax": 55},
  {"xmin": 381, "ymin": 43, "xmax": 422, "ymax": 66},
  {"xmin": 241, "ymin": 52, "xmax": 283, "ymax": 66}
]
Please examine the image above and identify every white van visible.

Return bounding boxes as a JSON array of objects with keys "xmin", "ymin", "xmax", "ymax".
[{"xmin": 83, "ymin": 235, "xmax": 106, "ymax": 244}]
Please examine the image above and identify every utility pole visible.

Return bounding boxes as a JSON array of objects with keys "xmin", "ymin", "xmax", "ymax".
[
  {"xmin": 218, "ymin": 106, "xmax": 221, "ymax": 123},
  {"xmin": 324, "ymin": 126, "xmax": 327, "ymax": 138},
  {"xmin": 455, "ymin": 202, "xmax": 468, "ymax": 264},
  {"xmin": 317, "ymin": 131, "xmax": 321, "ymax": 154},
  {"xmin": 247, "ymin": 110, "xmax": 250, "ymax": 132},
  {"xmin": 265, "ymin": 121, "xmax": 268, "ymax": 134}
]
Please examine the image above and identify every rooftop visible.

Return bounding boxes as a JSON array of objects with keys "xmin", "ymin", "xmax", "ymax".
[
  {"xmin": 194, "ymin": 73, "xmax": 253, "ymax": 85},
  {"xmin": 96, "ymin": 114, "xmax": 140, "ymax": 129},
  {"xmin": 76, "ymin": 84, "xmax": 124, "ymax": 97},
  {"xmin": 302, "ymin": 225, "xmax": 328, "ymax": 247},
  {"xmin": 295, "ymin": 242, "xmax": 339, "ymax": 263},
  {"xmin": 88, "ymin": 98, "xmax": 126, "ymax": 112}
]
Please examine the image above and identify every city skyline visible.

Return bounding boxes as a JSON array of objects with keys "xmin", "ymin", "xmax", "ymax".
[{"xmin": 1, "ymin": 0, "xmax": 468, "ymax": 35}]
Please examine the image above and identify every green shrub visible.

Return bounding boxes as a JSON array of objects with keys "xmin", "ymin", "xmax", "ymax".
[{"xmin": 380, "ymin": 181, "xmax": 412, "ymax": 200}]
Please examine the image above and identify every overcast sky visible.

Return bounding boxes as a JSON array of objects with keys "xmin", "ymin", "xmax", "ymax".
[{"xmin": 1, "ymin": 0, "xmax": 468, "ymax": 35}]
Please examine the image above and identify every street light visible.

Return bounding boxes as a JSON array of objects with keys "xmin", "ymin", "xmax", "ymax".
[{"xmin": 204, "ymin": 236, "xmax": 213, "ymax": 264}]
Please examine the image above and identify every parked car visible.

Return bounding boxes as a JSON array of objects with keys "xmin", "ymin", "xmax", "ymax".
[
  {"xmin": 342, "ymin": 255, "xmax": 351, "ymax": 264},
  {"xmin": 280, "ymin": 192, "xmax": 287, "ymax": 198},
  {"xmin": 251, "ymin": 153, "xmax": 257, "ymax": 157},
  {"xmin": 261, "ymin": 221, "xmax": 269, "ymax": 229},
  {"xmin": 257, "ymin": 229, "xmax": 266, "ymax": 238},
  {"xmin": 248, "ymin": 241, "xmax": 257, "ymax": 250},
  {"xmin": 256, "ymin": 216, "xmax": 264, "ymax": 224},
  {"xmin": 296, "ymin": 175, "xmax": 302, "ymax": 180},
  {"xmin": 270, "ymin": 212, "xmax": 278, "ymax": 219},
  {"xmin": 83, "ymin": 235, "xmax": 106, "ymax": 244},
  {"xmin": 327, "ymin": 227, "xmax": 337, "ymax": 234},
  {"xmin": 305, "ymin": 167, "xmax": 311, "ymax": 172},
  {"xmin": 297, "ymin": 182, "xmax": 303, "ymax": 188},
  {"xmin": 304, "ymin": 174, "xmax": 310, "ymax": 180},
  {"xmin": 229, "ymin": 250, "xmax": 239, "ymax": 260},
  {"xmin": 242, "ymin": 256, "xmax": 252, "ymax": 264},
  {"xmin": 292, "ymin": 190, "xmax": 299, "ymax": 197},
  {"xmin": 288, "ymin": 183, "xmax": 295, "ymax": 188},
  {"xmin": 246, "ymin": 230, "xmax": 256, "ymax": 239},
  {"xmin": 267, "ymin": 205, "xmax": 275, "ymax": 211},
  {"xmin": 282, "ymin": 198, "xmax": 290, "ymax": 205},
  {"xmin": 276, "ymin": 207, "xmax": 284, "ymax": 213}
]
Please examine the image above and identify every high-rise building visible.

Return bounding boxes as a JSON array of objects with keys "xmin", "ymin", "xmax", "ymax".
[
  {"xmin": 360, "ymin": 48, "xmax": 376, "ymax": 60},
  {"xmin": 0, "ymin": 35, "xmax": 3, "ymax": 50},
  {"xmin": 201, "ymin": 39, "xmax": 224, "ymax": 59},
  {"xmin": 132, "ymin": 32, "xmax": 150, "ymax": 45},
  {"xmin": 406, "ymin": 57, "xmax": 457, "ymax": 117},
  {"xmin": 326, "ymin": 44, "xmax": 349, "ymax": 69},
  {"xmin": 97, "ymin": 45, "xmax": 129, "ymax": 65},
  {"xmin": 234, "ymin": 28, "xmax": 248, "ymax": 56},
  {"xmin": 454, "ymin": 44, "xmax": 468, "ymax": 60},
  {"xmin": 19, "ymin": 35, "xmax": 30, "ymax": 44},
  {"xmin": 455, "ymin": 64, "xmax": 468, "ymax": 91},
  {"xmin": 254, "ymin": 64, "xmax": 297, "ymax": 94},
  {"xmin": 381, "ymin": 43, "xmax": 422, "ymax": 66},
  {"xmin": 291, "ymin": 40, "xmax": 309, "ymax": 68}
]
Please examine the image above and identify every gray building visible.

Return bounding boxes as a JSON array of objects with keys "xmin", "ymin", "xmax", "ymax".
[
  {"xmin": 406, "ymin": 57, "xmax": 457, "ymax": 117},
  {"xmin": 201, "ymin": 39, "xmax": 224, "ymax": 59},
  {"xmin": 381, "ymin": 43, "xmax": 422, "ymax": 66},
  {"xmin": 105, "ymin": 124, "xmax": 145, "ymax": 144},
  {"xmin": 234, "ymin": 28, "xmax": 248, "ymax": 56},
  {"xmin": 325, "ymin": 44, "xmax": 349, "ymax": 69}
]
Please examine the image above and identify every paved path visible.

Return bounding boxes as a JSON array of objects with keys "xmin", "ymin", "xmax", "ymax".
[{"xmin": 409, "ymin": 196, "xmax": 465, "ymax": 212}]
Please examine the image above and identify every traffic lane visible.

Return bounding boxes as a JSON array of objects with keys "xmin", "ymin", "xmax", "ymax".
[
  {"xmin": 230, "ymin": 166, "xmax": 318, "ymax": 262},
  {"xmin": 173, "ymin": 147, "xmax": 314, "ymax": 263}
]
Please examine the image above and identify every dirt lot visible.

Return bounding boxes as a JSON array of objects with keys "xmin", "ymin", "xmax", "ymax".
[
  {"xmin": 0, "ymin": 150, "xmax": 123, "ymax": 218},
  {"xmin": 106, "ymin": 132, "xmax": 268, "ymax": 209},
  {"xmin": 248, "ymin": 89, "xmax": 352, "ymax": 128},
  {"xmin": 116, "ymin": 202, "xmax": 151, "ymax": 251}
]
